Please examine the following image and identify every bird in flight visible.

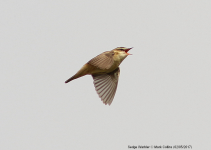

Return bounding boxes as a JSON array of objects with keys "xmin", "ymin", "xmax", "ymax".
[{"xmin": 65, "ymin": 47, "xmax": 132, "ymax": 105}]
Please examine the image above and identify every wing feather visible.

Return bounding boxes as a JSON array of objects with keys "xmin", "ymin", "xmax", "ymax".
[
  {"xmin": 92, "ymin": 67, "xmax": 120, "ymax": 105},
  {"xmin": 88, "ymin": 51, "xmax": 114, "ymax": 69}
]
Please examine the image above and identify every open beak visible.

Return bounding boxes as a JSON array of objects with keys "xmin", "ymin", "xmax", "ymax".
[{"xmin": 125, "ymin": 47, "xmax": 133, "ymax": 55}]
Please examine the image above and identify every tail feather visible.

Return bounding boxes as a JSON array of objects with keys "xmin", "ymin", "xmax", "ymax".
[
  {"xmin": 65, "ymin": 72, "xmax": 87, "ymax": 83},
  {"xmin": 65, "ymin": 64, "xmax": 94, "ymax": 83},
  {"xmin": 65, "ymin": 76, "xmax": 75, "ymax": 83}
]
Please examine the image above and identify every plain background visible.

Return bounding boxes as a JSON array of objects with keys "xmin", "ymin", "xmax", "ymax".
[{"xmin": 1, "ymin": 1, "xmax": 211, "ymax": 150}]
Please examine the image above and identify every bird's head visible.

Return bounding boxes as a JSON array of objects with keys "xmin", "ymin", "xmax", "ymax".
[
  {"xmin": 114, "ymin": 47, "xmax": 132, "ymax": 55},
  {"xmin": 113, "ymin": 47, "xmax": 133, "ymax": 61}
]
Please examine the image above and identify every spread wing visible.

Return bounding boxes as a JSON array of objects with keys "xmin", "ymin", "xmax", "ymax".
[
  {"xmin": 92, "ymin": 67, "xmax": 120, "ymax": 105},
  {"xmin": 88, "ymin": 51, "xmax": 114, "ymax": 70}
]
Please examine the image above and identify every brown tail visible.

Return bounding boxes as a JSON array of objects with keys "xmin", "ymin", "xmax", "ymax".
[
  {"xmin": 65, "ymin": 76, "xmax": 76, "ymax": 83},
  {"xmin": 65, "ymin": 64, "xmax": 94, "ymax": 83},
  {"xmin": 65, "ymin": 72, "xmax": 86, "ymax": 83}
]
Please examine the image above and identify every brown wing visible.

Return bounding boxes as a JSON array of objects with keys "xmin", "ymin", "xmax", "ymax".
[
  {"xmin": 88, "ymin": 51, "xmax": 114, "ymax": 70},
  {"xmin": 92, "ymin": 67, "xmax": 120, "ymax": 105}
]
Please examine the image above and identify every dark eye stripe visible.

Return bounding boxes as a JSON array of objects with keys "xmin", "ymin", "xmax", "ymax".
[{"xmin": 117, "ymin": 47, "xmax": 126, "ymax": 51}]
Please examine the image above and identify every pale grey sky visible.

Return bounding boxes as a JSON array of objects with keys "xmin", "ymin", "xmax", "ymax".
[{"xmin": 1, "ymin": 1, "xmax": 211, "ymax": 150}]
